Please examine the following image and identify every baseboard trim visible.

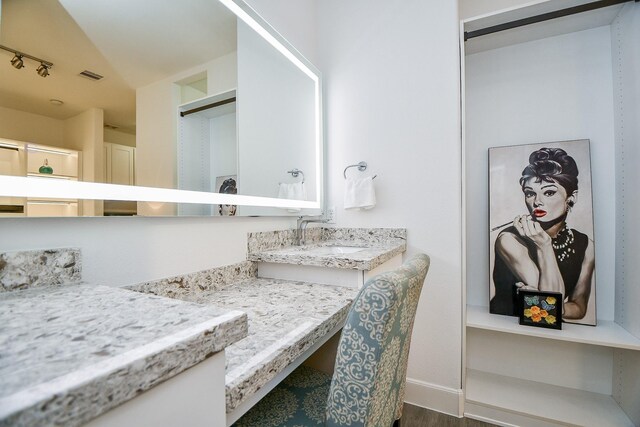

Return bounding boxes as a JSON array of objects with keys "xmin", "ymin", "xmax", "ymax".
[{"xmin": 404, "ymin": 378, "xmax": 463, "ymax": 417}]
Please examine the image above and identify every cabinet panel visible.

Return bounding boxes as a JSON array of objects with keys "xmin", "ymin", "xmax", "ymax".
[
  {"xmin": 0, "ymin": 140, "xmax": 26, "ymax": 176},
  {"xmin": 105, "ymin": 142, "xmax": 135, "ymax": 186}
]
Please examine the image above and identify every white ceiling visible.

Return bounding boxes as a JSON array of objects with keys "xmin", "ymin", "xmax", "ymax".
[{"xmin": 0, "ymin": 0, "xmax": 236, "ymax": 133}]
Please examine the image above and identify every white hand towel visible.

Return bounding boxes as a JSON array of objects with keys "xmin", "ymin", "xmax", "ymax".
[
  {"xmin": 344, "ymin": 176, "xmax": 376, "ymax": 210},
  {"xmin": 291, "ymin": 182, "xmax": 307, "ymax": 201},
  {"xmin": 278, "ymin": 182, "xmax": 292, "ymax": 199},
  {"xmin": 278, "ymin": 182, "xmax": 307, "ymax": 212}
]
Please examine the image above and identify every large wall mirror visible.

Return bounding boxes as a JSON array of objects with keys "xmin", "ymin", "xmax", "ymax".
[{"xmin": 0, "ymin": 0, "xmax": 322, "ymax": 217}]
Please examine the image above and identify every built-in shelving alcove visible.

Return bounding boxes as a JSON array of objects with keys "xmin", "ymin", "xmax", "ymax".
[
  {"xmin": 460, "ymin": 1, "xmax": 639, "ymax": 425},
  {"xmin": 0, "ymin": 139, "xmax": 81, "ymax": 217}
]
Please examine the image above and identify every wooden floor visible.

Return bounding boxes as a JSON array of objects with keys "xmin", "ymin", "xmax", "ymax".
[{"xmin": 402, "ymin": 404, "xmax": 496, "ymax": 427}]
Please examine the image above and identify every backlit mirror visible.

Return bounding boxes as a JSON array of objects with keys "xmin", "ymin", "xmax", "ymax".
[{"xmin": 0, "ymin": 0, "xmax": 322, "ymax": 217}]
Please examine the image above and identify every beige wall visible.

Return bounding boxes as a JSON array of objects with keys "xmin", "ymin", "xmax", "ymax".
[
  {"xmin": 104, "ymin": 128, "xmax": 136, "ymax": 148},
  {"xmin": 64, "ymin": 108, "xmax": 104, "ymax": 216},
  {"xmin": 0, "ymin": 106, "xmax": 64, "ymax": 147},
  {"xmin": 0, "ymin": 106, "xmax": 106, "ymax": 216}
]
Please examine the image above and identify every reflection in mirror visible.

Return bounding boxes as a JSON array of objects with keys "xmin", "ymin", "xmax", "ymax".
[{"xmin": 0, "ymin": 0, "xmax": 321, "ymax": 217}]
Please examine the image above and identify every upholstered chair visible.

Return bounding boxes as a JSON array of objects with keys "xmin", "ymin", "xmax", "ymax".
[{"xmin": 234, "ymin": 253, "xmax": 430, "ymax": 427}]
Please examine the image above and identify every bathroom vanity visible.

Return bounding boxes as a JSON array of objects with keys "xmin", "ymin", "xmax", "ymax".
[
  {"xmin": 128, "ymin": 270, "xmax": 357, "ymax": 425},
  {"xmin": 248, "ymin": 228, "xmax": 406, "ymax": 288},
  {"xmin": 0, "ymin": 227, "xmax": 406, "ymax": 427}
]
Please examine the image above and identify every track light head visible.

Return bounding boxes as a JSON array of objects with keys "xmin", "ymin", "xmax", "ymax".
[
  {"xmin": 10, "ymin": 54, "xmax": 24, "ymax": 69},
  {"xmin": 36, "ymin": 63, "xmax": 50, "ymax": 78},
  {"xmin": 2, "ymin": 45, "xmax": 53, "ymax": 77}
]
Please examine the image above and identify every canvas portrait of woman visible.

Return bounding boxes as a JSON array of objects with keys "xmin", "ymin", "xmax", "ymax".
[{"xmin": 489, "ymin": 140, "xmax": 597, "ymax": 326}]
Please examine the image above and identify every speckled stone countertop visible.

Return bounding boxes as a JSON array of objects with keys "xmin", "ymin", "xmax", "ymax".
[
  {"xmin": 0, "ymin": 284, "xmax": 248, "ymax": 427},
  {"xmin": 247, "ymin": 228, "xmax": 406, "ymax": 270},
  {"xmin": 0, "ymin": 248, "xmax": 81, "ymax": 292},
  {"xmin": 129, "ymin": 276, "xmax": 357, "ymax": 413}
]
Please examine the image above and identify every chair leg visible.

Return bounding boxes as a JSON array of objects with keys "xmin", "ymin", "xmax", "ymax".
[{"xmin": 393, "ymin": 419, "xmax": 401, "ymax": 427}]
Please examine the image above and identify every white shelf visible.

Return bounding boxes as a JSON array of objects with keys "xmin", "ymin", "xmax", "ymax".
[
  {"xmin": 27, "ymin": 199, "xmax": 78, "ymax": 205},
  {"xmin": 463, "ymin": 0, "xmax": 624, "ymax": 55},
  {"xmin": 27, "ymin": 173, "xmax": 78, "ymax": 180},
  {"xmin": 466, "ymin": 369, "xmax": 634, "ymax": 427},
  {"xmin": 467, "ymin": 305, "xmax": 640, "ymax": 351}
]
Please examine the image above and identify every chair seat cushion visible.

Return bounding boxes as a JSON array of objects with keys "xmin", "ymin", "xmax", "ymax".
[{"xmin": 233, "ymin": 365, "xmax": 332, "ymax": 427}]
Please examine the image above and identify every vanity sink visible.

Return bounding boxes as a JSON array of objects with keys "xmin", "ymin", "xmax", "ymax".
[{"xmin": 302, "ymin": 246, "xmax": 368, "ymax": 255}]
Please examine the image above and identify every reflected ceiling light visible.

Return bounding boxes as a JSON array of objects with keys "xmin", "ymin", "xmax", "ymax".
[
  {"xmin": 1, "ymin": 44, "xmax": 53, "ymax": 77},
  {"xmin": 10, "ymin": 54, "xmax": 24, "ymax": 69},
  {"xmin": 36, "ymin": 63, "xmax": 50, "ymax": 78}
]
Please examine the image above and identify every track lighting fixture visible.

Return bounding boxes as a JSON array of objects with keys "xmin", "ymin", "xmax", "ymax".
[
  {"xmin": 10, "ymin": 54, "xmax": 24, "ymax": 69},
  {"xmin": 1, "ymin": 44, "xmax": 53, "ymax": 77},
  {"xmin": 36, "ymin": 63, "xmax": 50, "ymax": 78}
]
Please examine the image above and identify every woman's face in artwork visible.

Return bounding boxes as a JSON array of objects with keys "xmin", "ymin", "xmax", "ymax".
[
  {"xmin": 522, "ymin": 178, "xmax": 571, "ymax": 223},
  {"xmin": 219, "ymin": 204, "xmax": 237, "ymax": 216}
]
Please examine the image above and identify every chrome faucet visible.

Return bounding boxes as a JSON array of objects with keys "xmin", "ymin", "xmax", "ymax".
[{"xmin": 296, "ymin": 216, "xmax": 326, "ymax": 246}]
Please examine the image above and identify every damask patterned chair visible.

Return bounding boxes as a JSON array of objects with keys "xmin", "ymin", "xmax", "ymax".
[{"xmin": 234, "ymin": 253, "xmax": 430, "ymax": 427}]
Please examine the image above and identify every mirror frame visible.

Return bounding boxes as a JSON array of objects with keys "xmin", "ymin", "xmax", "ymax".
[{"xmin": 0, "ymin": 0, "xmax": 324, "ymax": 216}]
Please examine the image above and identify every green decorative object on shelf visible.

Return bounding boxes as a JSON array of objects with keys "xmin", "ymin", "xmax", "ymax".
[{"xmin": 39, "ymin": 159, "xmax": 53, "ymax": 174}]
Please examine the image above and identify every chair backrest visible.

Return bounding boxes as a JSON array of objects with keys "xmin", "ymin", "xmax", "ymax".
[{"xmin": 325, "ymin": 254, "xmax": 430, "ymax": 427}]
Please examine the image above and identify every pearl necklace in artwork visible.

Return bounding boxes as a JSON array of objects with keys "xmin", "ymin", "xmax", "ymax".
[{"xmin": 552, "ymin": 225, "xmax": 575, "ymax": 263}]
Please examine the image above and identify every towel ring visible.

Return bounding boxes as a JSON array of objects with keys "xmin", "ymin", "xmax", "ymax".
[
  {"xmin": 343, "ymin": 161, "xmax": 377, "ymax": 179},
  {"xmin": 287, "ymin": 168, "xmax": 305, "ymax": 183}
]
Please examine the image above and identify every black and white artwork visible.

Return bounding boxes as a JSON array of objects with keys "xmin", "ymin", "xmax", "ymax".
[
  {"xmin": 489, "ymin": 140, "xmax": 596, "ymax": 326},
  {"xmin": 215, "ymin": 175, "xmax": 237, "ymax": 216}
]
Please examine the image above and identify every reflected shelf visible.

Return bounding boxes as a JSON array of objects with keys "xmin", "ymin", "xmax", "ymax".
[
  {"xmin": 27, "ymin": 200, "xmax": 78, "ymax": 205},
  {"xmin": 27, "ymin": 173, "xmax": 78, "ymax": 180}
]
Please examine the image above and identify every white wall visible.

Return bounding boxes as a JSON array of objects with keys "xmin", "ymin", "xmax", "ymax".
[
  {"xmin": 316, "ymin": 0, "xmax": 463, "ymax": 414},
  {"xmin": 465, "ymin": 26, "xmax": 617, "ymax": 321},
  {"xmin": 0, "ymin": 216, "xmax": 294, "ymax": 286}
]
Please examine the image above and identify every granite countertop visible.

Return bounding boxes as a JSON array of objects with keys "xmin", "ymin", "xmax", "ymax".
[
  {"xmin": 247, "ymin": 228, "xmax": 406, "ymax": 270},
  {"xmin": 129, "ymin": 276, "xmax": 358, "ymax": 413},
  {"xmin": 0, "ymin": 284, "xmax": 248, "ymax": 427}
]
